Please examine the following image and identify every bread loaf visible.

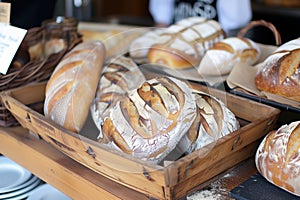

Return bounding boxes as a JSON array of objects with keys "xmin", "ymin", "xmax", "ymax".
[
  {"xmin": 255, "ymin": 121, "xmax": 300, "ymax": 197},
  {"xmin": 148, "ymin": 17, "xmax": 226, "ymax": 69},
  {"xmin": 99, "ymin": 76, "xmax": 197, "ymax": 163},
  {"xmin": 44, "ymin": 41, "xmax": 106, "ymax": 133},
  {"xmin": 255, "ymin": 38, "xmax": 300, "ymax": 102},
  {"xmin": 197, "ymin": 37, "xmax": 261, "ymax": 76},
  {"xmin": 178, "ymin": 90, "xmax": 240, "ymax": 154},
  {"xmin": 129, "ymin": 29, "xmax": 165, "ymax": 64},
  {"xmin": 80, "ymin": 29, "xmax": 137, "ymax": 60},
  {"xmin": 90, "ymin": 56, "xmax": 146, "ymax": 132}
]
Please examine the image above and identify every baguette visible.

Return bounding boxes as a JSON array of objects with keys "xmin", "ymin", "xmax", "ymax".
[
  {"xmin": 255, "ymin": 37, "xmax": 300, "ymax": 102},
  {"xmin": 197, "ymin": 37, "xmax": 261, "ymax": 75},
  {"xmin": 44, "ymin": 41, "xmax": 106, "ymax": 133}
]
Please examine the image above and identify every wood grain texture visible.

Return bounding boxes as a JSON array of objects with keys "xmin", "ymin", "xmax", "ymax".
[{"xmin": 0, "ymin": 126, "xmax": 150, "ymax": 200}]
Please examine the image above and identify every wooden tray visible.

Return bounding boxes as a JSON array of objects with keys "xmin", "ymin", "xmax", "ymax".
[{"xmin": 0, "ymin": 82, "xmax": 280, "ymax": 200}]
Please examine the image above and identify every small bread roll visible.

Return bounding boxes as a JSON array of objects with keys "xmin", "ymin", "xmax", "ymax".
[{"xmin": 197, "ymin": 37, "xmax": 261, "ymax": 76}]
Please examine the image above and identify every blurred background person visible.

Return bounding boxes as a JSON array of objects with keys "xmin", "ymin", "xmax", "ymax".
[{"xmin": 149, "ymin": 0, "xmax": 252, "ymax": 36}]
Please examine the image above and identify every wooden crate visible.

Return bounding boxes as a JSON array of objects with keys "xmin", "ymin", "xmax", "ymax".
[{"xmin": 0, "ymin": 82, "xmax": 280, "ymax": 200}]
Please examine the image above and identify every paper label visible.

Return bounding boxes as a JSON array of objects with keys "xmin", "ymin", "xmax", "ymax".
[
  {"xmin": 0, "ymin": 2, "xmax": 11, "ymax": 23},
  {"xmin": 0, "ymin": 24, "xmax": 27, "ymax": 74}
]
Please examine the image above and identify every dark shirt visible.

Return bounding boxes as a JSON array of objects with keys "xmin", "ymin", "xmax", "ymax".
[{"xmin": 173, "ymin": 0, "xmax": 218, "ymax": 23}]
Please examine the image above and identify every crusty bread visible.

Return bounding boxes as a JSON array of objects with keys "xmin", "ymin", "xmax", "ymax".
[
  {"xmin": 148, "ymin": 17, "xmax": 226, "ymax": 69},
  {"xmin": 80, "ymin": 29, "xmax": 145, "ymax": 60},
  {"xmin": 255, "ymin": 37, "xmax": 300, "ymax": 102},
  {"xmin": 99, "ymin": 76, "xmax": 197, "ymax": 163},
  {"xmin": 197, "ymin": 37, "xmax": 261, "ymax": 75},
  {"xmin": 129, "ymin": 29, "xmax": 165, "ymax": 64},
  {"xmin": 178, "ymin": 90, "xmax": 240, "ymax": 154},
  {"xmin": 44, "ymin": 41, "xmax": 106, "ymax": 133},
  {"xmin": 255, "ymin": 121, "xmax": 300, "ymax": 197},
  {"xmin": 90, "ymin": 56, "xmax": 146, "ymax": 132}
]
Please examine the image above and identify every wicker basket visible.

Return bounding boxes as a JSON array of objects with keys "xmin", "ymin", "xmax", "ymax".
[{"xmin": 0, "ymin": 26, "xmax": 82, "ymax": 127}]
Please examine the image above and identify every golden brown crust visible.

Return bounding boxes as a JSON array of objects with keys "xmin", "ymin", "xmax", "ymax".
[
  {"xmin": 211, "ymin": 42, "xmax": 234, "ymax": 53},
  {"xmin": 44, "ymin": 41, "xmax": 106, "ymax": 133},
  {"xmin": 255, "ymin": 121, "xmax": 300, "ymax": 196},
  {"xmin": 148, "ymin": 17, "xmax": 225, "ymax": 69},
  {"xmin": 255, "ymin": 48, "xmax": 300, "ymax": 102},
  {"xmin": 148, "ymin": 45, "xmax": 199, "ymax": 69}
]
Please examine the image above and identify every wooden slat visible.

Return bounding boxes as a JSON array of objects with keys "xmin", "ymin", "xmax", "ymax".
[
  {"xmin": 1, "ymin": 93, "xmax": 167, "ymax": 199},
  {"xmin": 0, "ymin": 126, "xmax": 150, "ymax": 200}
]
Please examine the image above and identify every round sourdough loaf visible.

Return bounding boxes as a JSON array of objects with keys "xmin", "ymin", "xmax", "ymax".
[
  {"xmin": 178, "ymin": 90, "xmax": 240, "ymax": 154},
  {"xmin": 90, "ymin": 56, "xmax": 146, "ymax": 132},
  {"xmin": 99, "ymin": 76, "xmax": 197, "ymax": 163},
  {"xmin": 255, "ymin": 37, "xmax": 300, "ymax": 102},
  {"xmin": 44, "ymin": 41, "xmax": 106, "ymax": 133},
  {"xmin": 255, "ymin": 121, "xmax": 300, "ymax": 197}
]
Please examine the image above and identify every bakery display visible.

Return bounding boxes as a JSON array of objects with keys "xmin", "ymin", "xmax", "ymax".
[
  {"xmin": 255, "ymin": 121, "xmax": 300, "ymax": 197},
  {"xmin": 90, "ymin": 56, "xmax": 146, "ymax": 131},
  {"xmin": 254, "ymin": 37, "xmax": 300, "ymax": 102},
  {"xmin": 178, "ymin": 90, "xmax": 240, "ymax": 154},
  {"xmin": 2, "ymin": 13, "xmax": 295, "ymax": 200},
  {"xmin": 197, "ymin": 37, "xmax": 261, "ymax": 76},
  {"xmin": 147, "ymin": 16, "xmax": 226, "ymax": 69},
  {"xmin": 97, "ymin": 76, "xmax": 197, "ymax": 163},
  {"xmin": 44, "ymin": 40, "xmax": 106, "ymax": 133}
]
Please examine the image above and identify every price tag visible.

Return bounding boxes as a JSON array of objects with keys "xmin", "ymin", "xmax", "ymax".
[
  {"xmin": 0, "ymin": 24, "xmax": 27, "ymax": 74},
  {"xmin": 0, "ymin": 2, "xmax": 11, "ymax": 23}
]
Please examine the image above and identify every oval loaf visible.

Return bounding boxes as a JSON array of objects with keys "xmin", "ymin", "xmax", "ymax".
[
  {"xmin": 148, "ymin": 17, "xmax": 226, "ymax": 69},
  {"xmin": 44, "ymin": 41, "xmax": 106, "ymax": 133}
]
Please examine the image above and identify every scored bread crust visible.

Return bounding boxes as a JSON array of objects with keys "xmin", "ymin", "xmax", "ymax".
[
  {"xmin": 90, "ymin": 56, "xmax": 146, "ymax": 133},
  {"xmin": 148, "ymin": 17, "xmax": 226, "ymax": 69},
  {"xmin": 178, "ymin": 90, "xmax": 240, "ymax": 154},
  {"xmin": 255, "ymin": 121, "xmax": 300, "ymax": 197},
  {"xmin": 255, "ymin": 38, "xmax": 300, "ymax": 102},
  {"xmin": 100, "ymin": 76, "xmax": 197, "ymax": 163},
  {"xmin": 44, "ymin": 41, "xmax": 105, "ymax": 133}
]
